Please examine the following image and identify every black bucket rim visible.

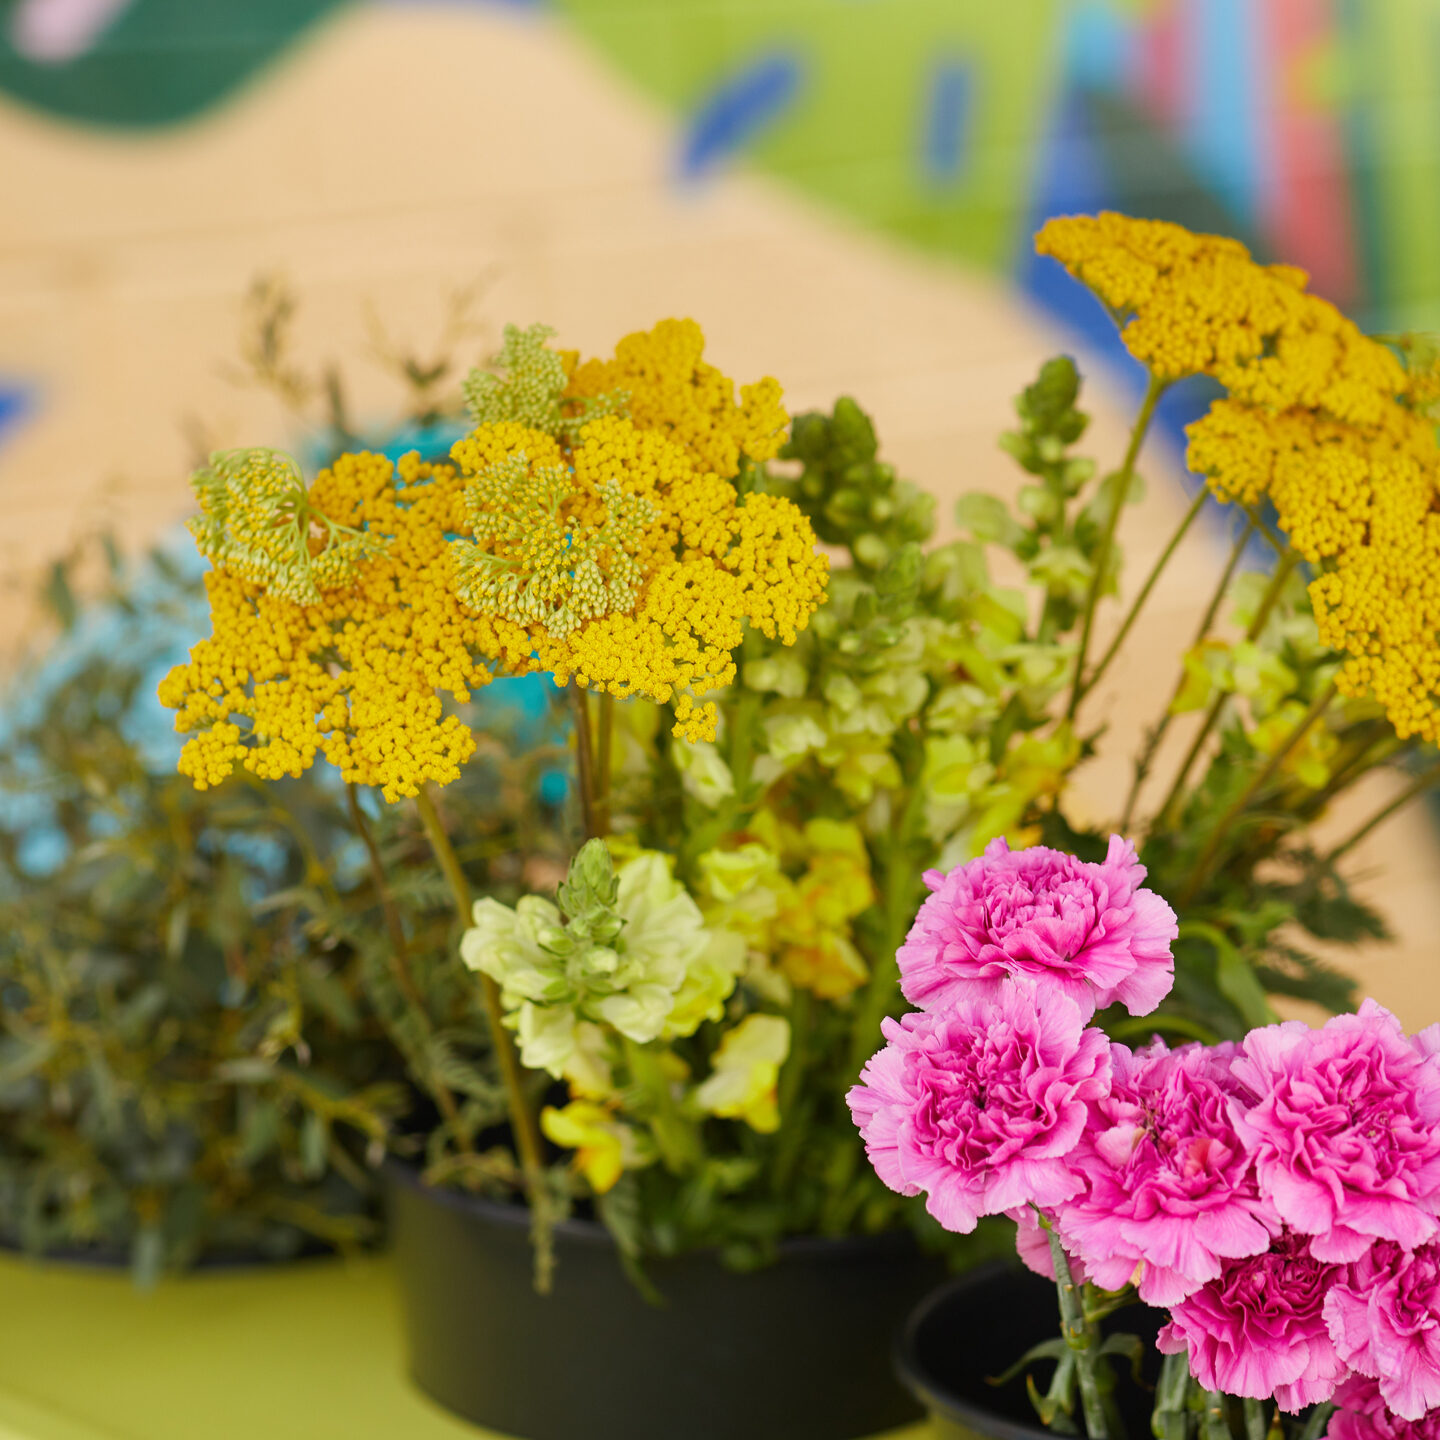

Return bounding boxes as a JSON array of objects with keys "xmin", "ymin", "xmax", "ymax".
[
  {"xmin": 384, "ymin": 1154, "xmax": 925, "ymax": 1261},
  {"xmin": 893, "ymin": 1262, "xmax": 1059, "ymax": 1440}
]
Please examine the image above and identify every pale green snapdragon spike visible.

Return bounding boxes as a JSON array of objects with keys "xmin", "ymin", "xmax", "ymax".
[
  {"xmin": 462, "ymin": 322, "xmax": 626, "ymax": 438},
  {"xmin": 459, "ymin": 840, "xmax": 744, "ymax": 1085},
  {"xmin": 188, "ymin": 448, "xmax": 384, "ymax": 604},
  {"xmin": 449, "ymin": 450, "xmax": 655, "ymax": 637}
]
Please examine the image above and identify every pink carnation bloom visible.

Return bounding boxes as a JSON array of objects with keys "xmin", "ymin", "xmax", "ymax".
[
  {"xmin": 896, "ymin": 835, "xmax": 1177, "ymax": 1023},
  {"xmin": 1325, "ymin": 1241, "xmax": 1440, "ymax": 1421},
  {"xmin": 847, "ymin": 982, "xmax": 1111, "ymax": 1235},
  {"xmin": 1054, "ymin": 1040, "xmax": 1274, "ymax": 1305},
  {"xmin": 1330, "ymin": 1377, "xmax": 1440, "ymax": 1440},
  {"xmin": 1232, "ymin": 1001, "xmax": 1440, "ymax": 1263},
  {"xmin": 1158, "ymin": 1228, "xmax": 1347, "ymax": 1412}
]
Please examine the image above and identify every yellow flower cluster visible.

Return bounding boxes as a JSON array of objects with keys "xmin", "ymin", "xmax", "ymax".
[
  {"xmin": 160, "ymin": 450, "xmax": 532, "ymax": 800},
  {"xmin": 1036, "ymin": 213, "xmax": 1406, "ymax": 422},
  {"xmin": 566, "ymin": 318, "xmax": 788, "ymax": 480},
  {"xmin": 1039, "ymin": 212, "xmax": 1440, "ymax": 745},
  {"xmin": 165, "ymin": 316, "xmax": 826, "ymax": 795},
  {"xmin": 454, "ymin": 412, "xmax": 827, "ymax": 743},
  {"xmin": 696, "ymin": 817, "xmax": 876, "ymax": 1000}
]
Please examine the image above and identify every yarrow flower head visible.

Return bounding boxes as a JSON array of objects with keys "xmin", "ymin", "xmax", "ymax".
[
  {"xmin": 163, "ymin": 317, "xmax": 828, "ymax": 794},
  {"xmin": 895, "ymin": 834, "xmax": 1177, "ymax": 1023},
  {"xmin": 1158, "ymin": 1227, "xmax": 1348, "ymax": 1413},
  {"xmin": 1232, "ymin": 1000, "xmax": 1440, "ymax": 1262},
  {"xmin": 160, "ymin": 449, "xmax": 532, "ymax": 800},
  {"xmin": 1053, "ymin": 1039, "xmax": 1273, "ymax": 1306},
  {"xmin": 846, "ymin": 982, "xmax": 1112, "ymax": 1235},
  {"xmin": 1325, "ymin": 1241, "xmax": 1440, "ymax": 1421}
]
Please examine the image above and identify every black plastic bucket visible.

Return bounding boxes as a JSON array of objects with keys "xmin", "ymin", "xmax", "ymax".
[
  {"xmin": 894, "ymin": 1263, "xmax": 1163, "ymax": 1440},
  {"xmin": 388, "ymin": 1161, "xmax": 947, "ymax": 1440}
]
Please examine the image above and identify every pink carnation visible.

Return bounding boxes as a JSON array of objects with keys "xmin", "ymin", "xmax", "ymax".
[
  {"xmin": 1325, "ymin": 1241, "xmax": 1440, "ymax": 1421},
  {"xmin": 1158, "ymin": 1228, "xmax": 1347, "ymax": 1412},
  {"xmin": 896, "ymin": 835, "xmax": 1177, "ymax": 1022},
  {"xmin": 1054, "ymin": 1040, "xmax": 1274, "ymax": 1305},
  {"xmin": 1232, "ymin": 1001, "xmax": 1440, "ymax": 1263},
  {"xmin": 1330, "ymin": 1378, "xmax": 1440, "ymax": 1440},
  {"xmin": 847, "ymin": 982, "xmax": 1111, "ymax": 1235}
]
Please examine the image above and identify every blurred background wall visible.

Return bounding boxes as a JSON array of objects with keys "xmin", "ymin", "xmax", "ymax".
[{"xmin": 1, "ymin": 0, "xmax": 1436, "ymax": 1018}]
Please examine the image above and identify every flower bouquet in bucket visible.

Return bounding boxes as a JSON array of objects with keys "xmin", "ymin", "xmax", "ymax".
[
  {"xmin": 146, "ymin": 210, "xmax": 1440, "ymax": 1436},
  {"xmin": 852, "ymin": 832, "xmax": 1440, "ymax": 1440}
]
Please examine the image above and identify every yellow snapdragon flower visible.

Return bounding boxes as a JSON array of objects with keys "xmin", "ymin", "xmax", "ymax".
[
  {"xmin": 540, "ymin": 1101, "xmax": 653, "ymax": 1194},
  {"xmin": 693, "ymin": 1014, "xmax": 791, "ymax": 1134}
]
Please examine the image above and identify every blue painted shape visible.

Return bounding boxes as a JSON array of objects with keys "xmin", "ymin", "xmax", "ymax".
[
  {"xmin": 0, "ymin": 383, "xmax": 29, "ymax": 447},
  {"xmin": 923, "ymin": 60, "xmax": 973, "ymax": 182},
  {"xmin": 1186, "ymin": 0, "xmax": 1263, "ymax": 226},
  {"xmin": 1064, "ymin": 0, "xmax": 1133, "ymax": 94},
  {"xmin": 679, "ymin": 51, "xmax": 803, "ymax": 180}
]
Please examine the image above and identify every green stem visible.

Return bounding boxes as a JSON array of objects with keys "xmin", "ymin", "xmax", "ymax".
[
  {"xmin": 848, "ymin": 780, "xmax": 926, "ymax": 1078},
  {"xmin": 1178, "ymin": 678, "xmax": 1339, "ymax": 906},
  {"xmin": 1203, "ymin": 1392, "xmax": 1229, "ymax": 1440},
  {"xmin": 1151, "ymin": 548, "xmax": 1302, "ymax": 835},
  {"xmin": 1298, "ymin": 1402, "xmax": 1335, "ymax": 1440},
  {"xmin": 596, "ymin": 691, "xmax": 614, "ymax": 836},
  {"xmin": 622, "ymin": 1036, "xmax": 700, "ymax": 1174},
  {"xmin": 771, "ymin": 989, "xmax": 813, "ymax": 1194},
  {"xmin": 1326, "ymin": 757, "xmax": 1440, "ymax": 865},
  {"xmin": 570, "ymin": 684, "xmax": 600, "ymax": 841},
  {"xmin": 413, "ymin": 784, "xmax": 554, "ymax": 1292},
  {"xmin": 1067, "ymin": 373, "xmax": 1168, "ymax": 723},
  {"xmin": 1080, "ymin": 485, "xmax": 1207, "ymax": 708},
  {"xmin": 1151, "ymin": 1349, "xmax": 1191, "ymax": 1440},
  {"xmin": 1120, "ymin": 514, "xmax": 1255, "ymax": 833},
  {"xmin": 1243, "ymin": 1398, "xmax": 1267, "ymax": 1440},
  {"xmin": 344, "ymin": 784, "xmax": 470, "ymax": 1149},
  {"xmin": 1047, "ymin": 1226, "xmax": 1113, "ymax": 1440}
]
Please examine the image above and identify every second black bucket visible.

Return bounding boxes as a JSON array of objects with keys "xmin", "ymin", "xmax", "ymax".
[{"xmin": 388, "ymin": 1160, "xmax": 947, "ymax": 1440}]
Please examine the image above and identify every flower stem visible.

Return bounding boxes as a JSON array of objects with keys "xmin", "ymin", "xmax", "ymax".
[
  {"xmin": 1243, "ymin": 1398, "xmax": 1267, "ymax": 1440},
  {"xmin": 1325, "ymin": 757, "xmax": 1440, "ymax": 865},
  {"xmin": 1151, "ymin": 547, "xmax": 1302, "ymax": 835},
  {"xmin": 1298, "ymin": 1402, "xmax": 1335, "ymax": 1440},
  {"xmin": 1047, "ymin": 1225, "xmax": 1114, "ymax": 1440},
  {"xmin": 1203, "ymin": 1391, "xmax": 1229, "ymax": 1440},
  {"xmin": 413, "ymin": 783, "xmax": 554, "ymax": 1292},
  {"xmin": 622, "ymin": 1036, "xmax": 699, "ymax": 1174},
  {"xmin": 596, "ymin": 691, "xmax": 614, "ymax": 836},
  {"xmin": 1080, "ymin": 485, "xmax": 1207, "ymax": 709},
  {"xmin": 1177, "ymin": 677, "xmax": 1339, "ymax": 906},
  {"xmin": 1067, "ymin": 372, "xmax": 1168, "ymax": 724},
  {"xmin": 1121, "ymin": 514, "xmax": 1256, "ymax": 833},
  {"xmin": 570, "ymin": 683, "xmax": 601, "ymax": 841},
  {"xmin": 344, "ymin": 784, "xmax": 471, "ymax": 1149}
]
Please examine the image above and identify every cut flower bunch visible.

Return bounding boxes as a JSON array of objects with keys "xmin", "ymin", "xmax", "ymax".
[
  {"xmin": 152, "ymin": 212, "xmax": 1440, "ymax": 1288},
  {"xmin": 852, "ymin": 835, "xmax": 1440, "ymax": 1440}
]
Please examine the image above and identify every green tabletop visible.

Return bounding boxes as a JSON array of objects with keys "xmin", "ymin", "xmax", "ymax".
[{"xmin": 0, "ymin": 1252, "xmax": 928, "ymax": 1440}]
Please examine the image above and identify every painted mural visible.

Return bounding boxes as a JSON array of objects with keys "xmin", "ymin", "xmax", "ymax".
[{"xmin": 2, "ymin": 0, "xmax": 1434, "ymax": 329}]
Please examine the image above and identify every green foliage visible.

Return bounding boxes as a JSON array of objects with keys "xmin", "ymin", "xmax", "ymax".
[
  {"xmin": 777, "ymin": 396, "xmax": 937, "ymax": 572},
  {"xmin": 0, "ymin": 536, "xmax": 570, "ymax": 1276}
]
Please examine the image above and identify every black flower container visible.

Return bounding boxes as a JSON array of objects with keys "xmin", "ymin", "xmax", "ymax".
[
  {"xmin": 388, "ymin": 1160, "xmax": 947, "ymax": 1440},
  {"xmin": 895, "ymin": 1263, "xmax": 1165, "ymax": 1440}
]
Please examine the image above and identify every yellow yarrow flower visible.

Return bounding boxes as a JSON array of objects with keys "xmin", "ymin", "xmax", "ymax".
[
  {"xmin": 159, "ymin": 450, "xmax": 532, "ymax": 801},
  {"xmin": 1036, "ymin": 213, "xmax": 1406, "ymax": 424},
  {"xmin": 447, "ymin": 412, "xmax": 827, "ymax": 743},
  {"xmin": 565, "ymin": 317, "xmax": 788, "ymax": 480}
]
